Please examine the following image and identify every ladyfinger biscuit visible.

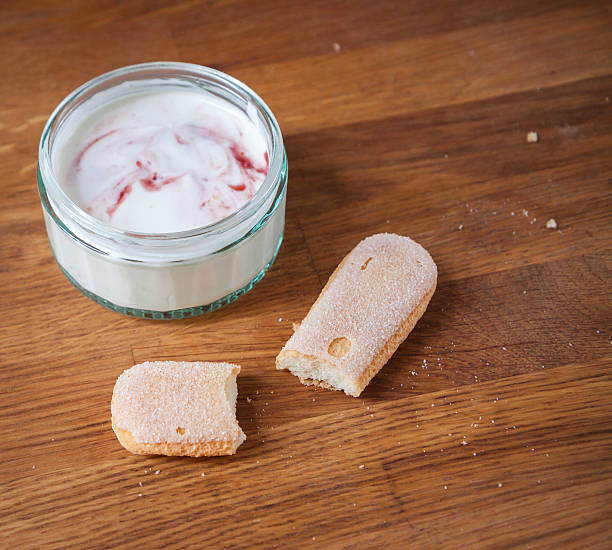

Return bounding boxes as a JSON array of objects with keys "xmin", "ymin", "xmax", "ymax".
[
  {"xmin": 276, "ymin": 233, "xmax": 437, "ymax": 397},
  {"xmin": 111, "ymin": 361, "xmax": 246, "ymax": 456}
]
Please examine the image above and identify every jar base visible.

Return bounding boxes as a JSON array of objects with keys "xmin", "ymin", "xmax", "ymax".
[{"xmin": 55, "ymin": 236, "xmax": 283, "ymax": 319}]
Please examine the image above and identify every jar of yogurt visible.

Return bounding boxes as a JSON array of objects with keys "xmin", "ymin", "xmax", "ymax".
[{"xmin": 38, "ymin": 62, "xmax": 287, "ymax": 319}]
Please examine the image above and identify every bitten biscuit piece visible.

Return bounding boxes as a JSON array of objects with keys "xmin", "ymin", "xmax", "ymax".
[
  {"xmin": 276, "ymin": 233, "xmax": 437, "ymax": 397},
  {"xmin": 111, "ymin": 361, "xmax": 246, "ymax": 456}
]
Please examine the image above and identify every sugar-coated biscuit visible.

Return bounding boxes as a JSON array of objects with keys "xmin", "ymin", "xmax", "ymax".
[
  {"xmin": 111, "ymin": 361, "xmax": 246, "ymax": 456},
  {"xmin": 276, "ymin": 233, "xmax": 437, "ymax": 397}
]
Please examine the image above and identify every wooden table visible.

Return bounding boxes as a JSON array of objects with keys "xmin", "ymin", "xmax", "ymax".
[{"xmin": 1, "ymin": 1, "xmax": 611, "ymax": 548}]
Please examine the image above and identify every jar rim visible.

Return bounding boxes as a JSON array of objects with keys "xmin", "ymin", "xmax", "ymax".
[{"xmin": 38, "ymin": 61, "xmax": 286, "ymax": 254}]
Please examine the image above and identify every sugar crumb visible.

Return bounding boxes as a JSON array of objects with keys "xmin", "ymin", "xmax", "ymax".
[
  {"xmin": 359, "ymin": 464, "xmax": 365, "ymax": 469},
  {"xmin": 526, "ymin": 131, "xmax": 539, "ymax": 143},
  {"xmin": 546, "ymin": 218, "xmax": 558, "ymax": 229},
  {"xmin": 332, "ymin": 42, "xmax": 341, "ymax": 53},
  {"xmin": 458, "ymin": 224, "xmax": 464, "ymax": 230},
  {"xmin": 154, "ymin": 470, "xmax": 160, "ymax": 475}
]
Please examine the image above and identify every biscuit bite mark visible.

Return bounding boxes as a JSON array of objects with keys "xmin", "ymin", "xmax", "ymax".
[{"xmin": 276, "ymin": 233, "xmax": 437, "ymax": 397}]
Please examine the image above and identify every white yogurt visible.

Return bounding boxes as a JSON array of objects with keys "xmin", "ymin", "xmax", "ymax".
[
  {"xmin": 39, "ymin": 63, "xmax": 287, "ymax": 318},
  {"xmin": 56, "ymin": 90, "xmax": 270, "ymax": 233}
]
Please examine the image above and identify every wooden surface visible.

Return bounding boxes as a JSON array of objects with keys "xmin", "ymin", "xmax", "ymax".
[{"xmin": 1, "ymin": 1, "xmax": 611, "ymax": 548}]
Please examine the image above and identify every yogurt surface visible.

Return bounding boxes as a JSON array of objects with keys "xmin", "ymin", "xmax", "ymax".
[{"xmin": 55, "ymin": 88, "xmax": 269, "ymax": 233}]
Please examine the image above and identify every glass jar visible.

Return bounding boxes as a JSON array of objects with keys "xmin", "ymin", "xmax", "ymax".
[{"xmin": 38, "ymin": 62, "xmax": 287, "ymax": 319}]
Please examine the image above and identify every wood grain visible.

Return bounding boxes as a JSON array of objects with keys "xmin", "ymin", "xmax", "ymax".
[
  {"xmin": 3, "ymin": 359, "xmax": 611, "ymax": 548},
  {"xmin": 1, "ymin": 1, "xmax": 611, "ymax": 548}
]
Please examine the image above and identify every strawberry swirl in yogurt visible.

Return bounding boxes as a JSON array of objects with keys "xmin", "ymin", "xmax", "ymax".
[{"xmin": 59, "ymin": 89, "xmax": 269, "ymax": 233}]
